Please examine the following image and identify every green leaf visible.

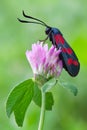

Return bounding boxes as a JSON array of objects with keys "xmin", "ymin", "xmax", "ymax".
[
  {"xmin": 33, "ymin": 83, "xmax": 54, "ymax": 110},
  {"xmin": 45, "ymin": 92, "xmax": 54, "ymax": 110},
  {"xmin": 6, "ymin": 79, "xmax": 34, "ymax": 127},
  {"xmin": 59, "ymin": 82, "xmax": 78, "ymax": 96},
  {"xmin": 42, "ymin": 78, "xmax": 57, "ymax": 92}
]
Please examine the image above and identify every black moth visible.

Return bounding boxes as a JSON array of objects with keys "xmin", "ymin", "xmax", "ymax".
[{"xmin": 18, "ymin": 11, "xmax": 80, "ymax": 77}]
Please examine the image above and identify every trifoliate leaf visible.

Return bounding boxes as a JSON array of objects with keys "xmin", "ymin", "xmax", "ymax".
[
  {"xmin": 6, "ymin": 79, "xmax": 34, "ymax": 127},
  {"xmin": 33, "ymin": 83, "xmax": 54, "ymax": 110}
]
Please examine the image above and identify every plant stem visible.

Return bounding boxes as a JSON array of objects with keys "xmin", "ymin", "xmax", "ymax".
[{"xmin": 38, "ymin": 89, "xmax": 46, "ymax": 130}]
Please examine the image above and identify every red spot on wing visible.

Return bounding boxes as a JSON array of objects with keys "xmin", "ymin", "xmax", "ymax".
[
  {"xmin": 67, "ymin": 58, "xmax": 79, "ymax": 66},
  {"xmin": 67, "ymin": 48, "xmax": 73, "ymax": 54},
  {"xmin": 73, "ymin": 60, "xmax": 79, "ymax": 66},
  {"xmin": 54, "ymin": 34, "xmax": 65, "ymax": 44},
  {"xmin": 67, "ymin": 58, "xmax": 73, "ymax": 65},
  {"xmin": 62, "ymin": 48, "xmax": 73, "ymax": 54}
]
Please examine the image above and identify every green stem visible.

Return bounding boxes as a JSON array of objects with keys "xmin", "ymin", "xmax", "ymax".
[{"xmin": 38, "ymin": 89, "xmax": 46, "ymax": 130}]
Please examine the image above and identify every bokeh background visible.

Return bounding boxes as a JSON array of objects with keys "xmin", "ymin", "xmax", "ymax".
[{"xmin": 0, "ymin": 0, "xmax": 87, "ymax": 130}]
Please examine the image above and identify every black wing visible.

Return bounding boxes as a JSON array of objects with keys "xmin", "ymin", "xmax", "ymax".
[{"xmin": 52, "ymin": 33, "xmax": 80, "ymax": 76}]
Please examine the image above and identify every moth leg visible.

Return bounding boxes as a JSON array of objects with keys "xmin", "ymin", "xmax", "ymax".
[
  {"xmin": 39, "ymin": 35, "xmax": 49, "ymax": 44},
  {"xmin": 39, "ymin": 30, "xmax": 52, "ymax": 44}
]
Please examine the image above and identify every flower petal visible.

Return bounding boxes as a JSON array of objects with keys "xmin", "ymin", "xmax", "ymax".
[{"xmin": 26, "ymin": 41, "xmax": 63, "ymax": 78}]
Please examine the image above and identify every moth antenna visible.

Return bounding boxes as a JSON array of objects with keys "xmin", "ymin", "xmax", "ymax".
[
  {"xmin": 17, "ymin": 18, "xmax": 46, "ymax": 26},
  {"xmin": 22, "ymin": 10, "xmax": 49, "ymax": 27}
]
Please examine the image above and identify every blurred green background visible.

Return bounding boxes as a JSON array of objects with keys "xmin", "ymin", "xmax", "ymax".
[{"xmin": 0, "ymin": 0, "xmax": 87, "ymax": 130}]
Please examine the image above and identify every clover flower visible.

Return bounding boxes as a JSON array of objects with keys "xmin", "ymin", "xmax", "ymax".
[{"xmin": 26, "ymin": 41, "xmax": 63, "ymax": 79}]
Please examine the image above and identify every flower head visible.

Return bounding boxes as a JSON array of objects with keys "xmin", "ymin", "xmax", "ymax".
[{"xmin": 26, "ymin": 41, "xmax": 63, "ymax": 79}]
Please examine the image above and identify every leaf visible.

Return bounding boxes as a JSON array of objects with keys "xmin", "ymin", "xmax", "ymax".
[
  {"xmin": 59, "ymin": 82, "xmax": 78, "ymax": 96},
  {"xmin": 45, "ymin": 92, "xmax": 54, "ymax": 110},
  {"xmin": 42, "ymin": 78, "xmax": 57, "ymax": 92},
  {"xmin": 33, "ymin": 83, "xmax": 54, "ymax": 110},
  {"xmin": 6, "ymin": 79, "xmax": 34, "ymax": 127}
]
